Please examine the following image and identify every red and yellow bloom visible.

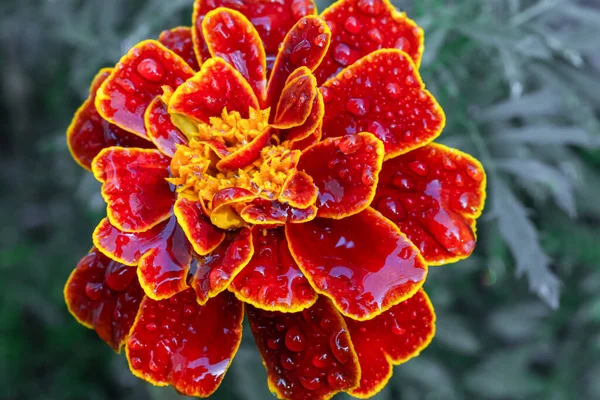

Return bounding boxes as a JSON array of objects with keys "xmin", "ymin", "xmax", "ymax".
[{"xmin": 65, "ymin": 0, "xmax": 486, "ymax": 398}]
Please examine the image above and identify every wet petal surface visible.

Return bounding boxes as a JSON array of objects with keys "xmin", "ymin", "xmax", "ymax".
[
  {"xmin": 246, "ymin": 297, "xmax": 360, "ymax": 399},
  {"xmin": 345, "ymin": 289, "xmax": 435, "ymax": 397},
  {"xmin": 374, "ymin": 143, "xmax": 486, "ymax": 265},
  {"xmin": 93, "ymin": 217, "xmax": 192, "ymax": 300},
  {"xmin": 278, "ymin": 170, "xmax": 319, "ymax": 209},
  {"xmin": 230, "ymin": 226, "xmax": 317, "ymax": 312},
  {"xmin": 144, "ymin": 96, "xmax": 187, "ymax": 157},
  {"xmin": 190, "ymin": 228, "xmax": 254, "ymax": 304},
  {"xmin": 65, "ymin": 248, "xmax": 143, "ymax": 351},
  {"xmin": 267, "ymin": 16, "xmax": 331, "ymax": 107},
  {"xmin": 297, "ymin": 132, "xmax": 384, "ymax": 218},
  {"xmin": 159, "ymin": 27, "xmax": 201, "ymax": 71},
  {"xmin": 126, "ymin": 290, "xmax": 243, "ymax": 397},
  {"xmin": 67, "ymin": 68, "xmax": 153, "ymax": 170},
  {"xmin": 272, "ymin": 73, "xmax": 318, "ymax": 129},
  {"xmin": 203, "ymin": 8, "xmax": 267, "ymax": 103},
  {"xmin": 96, "ymin": 40, "xmax": 194, "ymax": 138},
  {"xmin": 286, "ymin": 208, "xmax": 427, "ymax": 320},
  {"xmin": 92, "ymin": 148, "xmax": 175, "ymax": 232},
  {"xmin": 315, "ymin": 0, "xmax": 424, "ymax": 83},
  {"xmin": 321, "ymin": 49, "xmax": 445, "ymax": 159},
  {"xmin": 174, "ymin": 197, "xmax": 226, "ymax": 256},
  {"xmin": 168, "ymin": 58, "xmax": 259, "ymax": 128},
  {"xmin": 192, "ymin": 0, "xmax": 317, "ymax": 67}
]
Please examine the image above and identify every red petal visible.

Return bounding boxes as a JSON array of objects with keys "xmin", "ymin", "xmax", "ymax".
[
  {"xmin": 96, "ymin": 40, "xmax": 194, "ymax": 138},
  {"xmin": 67, "ymin": 68, "xmax": 153, "ymax": 170},
  {"xmin": 211, "ymin": 187, "xmax": 258, "ymax": 230},
  {"xmin": 278, "ymin": 171, "xmax": 318, "ymax": 209},
  {"xmin": 168, "ymin": 58, "xmax": 259, "ymax": 128},
  {"xmin": 267, "ymin": 16, "xmax": 331, "ymax": 107},
  {"xmin": 291, "ymin": 122, "xmax": 322, "ymax": 151},
  {"xmin": 286, "ymin": 208, "xmax": 427, "ymax": 320},
  {"xmin": 64, "ymin": 247, "xmax": 143, "ymax": 351},
  {"xmin": 159, "ymin": 27, "xmax": 201, "ymax": 71},
  {"xmin": 297, "ymin": 132, "xmax": 384, "ymax": 218},
  {"xmin": 192, "ymin": 0, "xmax": 317, "ymax": 67},
  {"xmin": 281, "ymin": 88, "xmax": 325, "ymax": 143},
  {"xmin": 174, "ymin": 197, "xmax": 226, "ymax": 255},
  {"xmin": 246, "ymin": 297, "xmax": 360, "ymax": 399},
  {"xmin": 215, "ymin": 127, "xmax": 272, "ymax": 171},
  {"xmin": 240, "ymin": 200, "xmax": 317, "ymax": 226},
  {"xmin": 191, "ymin": 228, "xmax": 254, "ymax": 304},
  {"xmin": 230, "ymin": 226, "xmax": 317, "ymax": 312},
  {"xmin": 203, "ymin": 8, "xmax": 267, "ymax": 104},
  {"xmin": 321, "ymin": 50, "xmax": 445, "ymax": 159},
  {"xmin": 272, "ymin": 73, "xmax": 318, "ymax": 129},
  {"xmin": 315, "ymin": 0, "xmax": 424, "ymax": 83},
  {"xmin": 126, "ymin": 290, "xmax": 243, "ymax": 397},
  {"xmin": 374, "ymin": 143, "xmax": 486, "ymax": 265},
  {"xmin": 345, "ymin": 289, "xmax": 435, "ymax": 397},
  {"xmin": 92, "ymin": 147, "xmax": 175, "ymax": 232},
  {"xmin": 144, "ymin": 96, "xmax": 187, "ymax": 157},
  {"xmin": 93, "ymin": 217, "xmax": 192, "ymax": 300}
]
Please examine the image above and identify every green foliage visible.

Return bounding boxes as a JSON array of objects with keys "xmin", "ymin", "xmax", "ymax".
[{"xmin": 1, "ymin": 0, "xmax": 599, "ymax": 399}]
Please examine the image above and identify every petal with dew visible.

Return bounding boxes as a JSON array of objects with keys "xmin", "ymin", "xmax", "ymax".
[
  {"xmin": 374, "ymin": 143, "xmax": 486, "ymax": 265},
  {"xmin": 345, "ymin": 289, "xmax": 435, "ymax": 398},
  {"xmin": 271, "ymin": 73, "xmax": 318, "ymax": 129},
  {"xmin": 64, "ymin": 247, "xmax": 143, "ymax": 351},
  {"xmin": 286, "ymin": 208, "xmax": 427, "ymax": 321},
  {"xmin": 96, "ymin": 40, "xmax": 194, "ymax": 138},
  {"xmin": 192, "ymin": 0, "xmax": 317, "ymax": 68},
  {"xmin": 203, "ymin": 8, "xmax": 267, "ymax": 104},
  {"xmin": 174, "ymin": 197, "xmax": 226, "ymax": 256},
  {"xmin": 190, "ymin": 227, "xmax": 254, "ymax": 305},
  {"xmin": 298, "ymin": 132, "xmax": 384, "ymax": 218},
  {"xmin": 92, "ymin": 147, "xmax": 175, "ymax": 233},
  {"xmin": 315, "ymin": 0, "xmax": 424, "ymax": 83},
  {"xmin": 93, "ymin": 217, "xmax": 192, "ymax": 300},
  {"xmin": 321, "ymin": 49, "xmax": 445, "ymax": 159},
  {"xmin": 126, "ymin": 290, "xmax": 243, "ymax": 397},
  {"xmin": 67, "ymin": 68, "xmax": 153, "ymax": 170},
  {"xmin": 246, "ymin": 297, "xmax": 360, "ymax": 399},
  {"xmin": 144, "ymin": 96, "xmax": 187, "ymax": 157},
  {"xmin": 230, "ymin": 226, "xmax": 317, "ymax": 312},
  {"xmin": 159, "ymin": 27, "xmax": 201, "ymax": 71}
]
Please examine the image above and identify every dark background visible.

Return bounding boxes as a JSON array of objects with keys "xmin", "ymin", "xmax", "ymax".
[{"xmin": 2, "ymin": 0, "xmax": 600, "ymax": 399}]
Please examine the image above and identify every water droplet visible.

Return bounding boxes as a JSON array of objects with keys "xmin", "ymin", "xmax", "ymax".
[
  {"xmin": 130, "ymin": 357, "xmax": 143, "ymax": 369},
  {"xmin": 128, "ymin": 336, "xmax": 145, "ymax": 351},
  {"xmin": 344, "ymin": 16, "xmax": 361, "ymax": 34},
  {"xmin": 85, "ymin": 282, "xmax": 103, "ymax": 301},
  {"xmin": 466, "ymin": 164, "xmax": 483, "ymax": 182},
  {"xmin": 395, "ymin": 37, "xmax": 412, "ymax": 53},
  {"xmin": 276, "ymin": 323, "xmax": 286, "ymax": 332},
  {"xmin": 391, "ymin": 319, "xmax": 406, "ymax": 335},
  {"xmin": 313, "ymin": 33, "xmax": 328, "ymax": 48},
  {"xmin": 299, "ymin": 376, "xmax": 322, "ymax": 390},
  {"xmin": 312, "ymin": 352, "xmax": 329, "ymax": 368},
  {"xmin": 285, "ymin": 326, "xmax": 306, "ymax": 352},
  {"xmin": 267, "ymin": 337, "xmax": 281, "ymax": 350},
  {"xmin": 408, "ymin": 160, "xmax": 428, "ymax": 176},
  {"xmin": 338, "ymin": 134, "xmax": 364, "ymax": 154},
  {"xmin": 459, "ymin": 192, "xmax": 478, "ymax": 211},
  {"xmin": 377, "ymin": 196, "xmax": 407, "ymax": 222},
  {"xmin": 455, "ymin": 173, "xmax": 465, "ymax": 187},
  {"xmin": 146, "ymin": 322, "xmax": 158, "ymax": 331},
  {"xmin": 327, "ymin": 371, "xmax": 350, "ymax": 389},
  {"xmin": 329, "ymin": 330, "xmax": 350, "ymax": 364},
  {"xmin": 357, "ymin": 0, "xmax": 384, "ymax": 15},
  {"xmin": 281, "ymin": 353, "xmax": 298, "ymax": 370},
  {"xmin": 333, "ymin": 43, "xmax": 356, "ymax": 66},
  {"xmin": 137, "ymin": 58, "xmax": 165, "ymax": 82},
  {"xmin": 405, "ymin": 75, "xmax": 415, "ymax": 86},
  {"xmin": 399, "ymin": 246, "xmax": 413, "ymax": 260},
  {"xmin": 291, "ymin": 0, "xmax": 313, "ymax": 19},
  {"xmin": 346, "ymin": 98, "xmax": 369, "ymax": 117},
  {"xmin": 442, "ymin": 156, "xmax": 457, "ymax": 170},
  {"xmin": 320, "ymin": 317, "xmax": 332, "ymax": 330},
  {"xmin": 209, "ymin": 268, "xmax": 228, "ymax": 289},
  {"xmin": 367, "ymin": 28, "xmax": 383, "ymax": 44},
  {"xmin": 392, "ymin": 172, "xmax": 415, "ymax": 191},
  {"xmin": 361, "ymin": 166, "xmax": 375, "ymax": 186},
  {"xmin": 183, "ymin": 304, "xmax": 195, "ymax": 317},
  {"xmin": 385, "ymin": 82, "xmax": 401, "ymax": 99},
  {"xmin": 418, "ymin": 90, "xmax": 428, "ymax": 101},
  {"xmin": 320, "ymin": 86, "xmax": 333, "ymax": 103}
]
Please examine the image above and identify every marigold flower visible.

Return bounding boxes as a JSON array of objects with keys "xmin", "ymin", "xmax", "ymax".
[{"xmin": 64, "ymin": 0, "xmax": 486, "ymax": 398}]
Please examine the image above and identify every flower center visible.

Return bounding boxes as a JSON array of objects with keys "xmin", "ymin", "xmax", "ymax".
[{"xmin": 168, "ymin": 107, "xmax": 303, "ymax": 229}]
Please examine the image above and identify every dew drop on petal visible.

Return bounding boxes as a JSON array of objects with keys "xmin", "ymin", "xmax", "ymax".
[
  {"xmin": 338, "ymin": 134, "xmax": 364, "ymax": 155},
  {"xmin": 346, "ymin": 98, "xmax": 369, "ymax": 117},
  {"xmin": 344, "ymin": 16, "xmax": 361, "ymax": 34},
  {"xmin": 385, "ymin": 82, "xmax": 402, "ymax": 99},
  {"xmin": 137, "ymin": 58, "xmax": 165, "ymax": 82},
  {"xmin": 357, "ymin": 0, "xmax": 384, "ymax": 15},
  {"xmin": 85, "ymin": 282, "xmax": 103, "ymax": 301},
  {"xmin": 408, "ymin": 160, "xmax": 428, "ymax": 176},
  {"xmin": 377, "ymin": 196, "xmax": 407, "ymax": 222},
  {"xmin": 299, "ymin": 376, "xmax": 322, "ymax": 390},
  {"xmin": 285, "ymin": 326, "xmax": 307, "ymax": 352}
]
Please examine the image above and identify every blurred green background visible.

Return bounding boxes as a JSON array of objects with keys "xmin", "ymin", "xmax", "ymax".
[{"xmin": 2, "ymin": 0, "xmax": 600, "ymax": 399}]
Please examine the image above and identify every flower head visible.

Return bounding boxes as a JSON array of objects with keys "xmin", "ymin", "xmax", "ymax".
[{"xmin": 65, "ymin": 0, "xmax": 486, "ymax": 398}]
